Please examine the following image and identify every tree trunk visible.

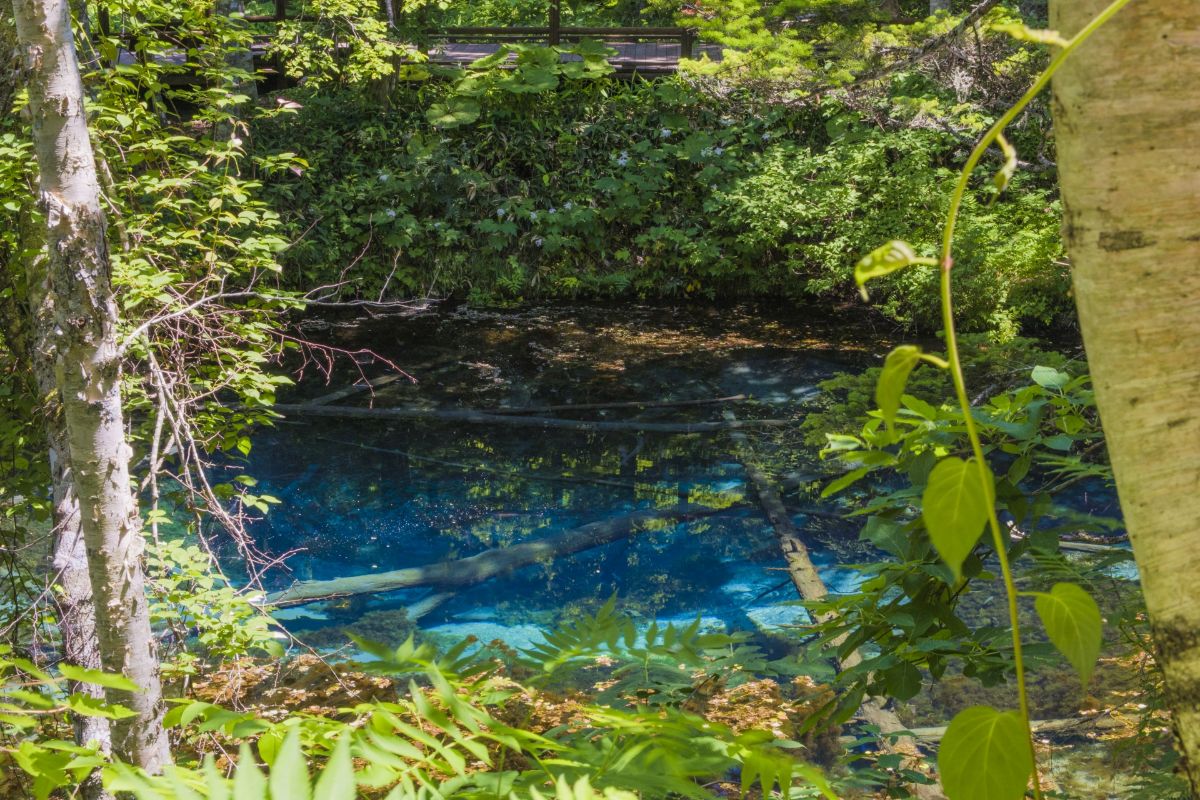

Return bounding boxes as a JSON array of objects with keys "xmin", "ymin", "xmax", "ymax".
[
  {"xmin": 12, "ymin": 0, "xmax": 170, "ymax": 773},
  {"xmin": 25, "ymin": 241, "xmax": 114, "ymax": 800},
  {"xmin": 1051, "ymin": 0, "xmax": 1200, "ymax": 789}
]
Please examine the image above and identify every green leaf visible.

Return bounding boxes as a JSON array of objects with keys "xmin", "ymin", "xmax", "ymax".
[
  {"xmin": 66, "ymin": 693, "xmax": 138, "ymax": 720},
  {"xmin": 268, "ymin": 729, "xmax": 310, "ymax": 800},
  {"xmin": 854, "ymin": 240, "xmax": 936, "ymax": 300},
  {"xmin": 1033, "ymin": 583, "xmax": 1102, "ymax": 685},
  {"xmin": 58, "ymin": 664, "xmax": 140, "ymax": 692},
  {"xmin": 1030, "ymin": 365, "xmax": 1070, "ymax": 390},
  {"xmin": 883, "ymin": 662, "xmax": 923, "ymax": 701},
  {"xmin": 425, "ymin": 97, "xmax": 481, "ymax": 128},
  {"xmin": 313, "ymin": 737, "xmax": 355, "ymax": 800},
  {"xmin": 233, "ymin": 743, "xmax": 267, "ymax": 799},
  {"xmin": 922, "ymin": 457, "xmax": 992, "ymax": 580},
  {"xmin": 939, "ymin": 706, "xmax": 1033, "ymax": 800},
  {"xmin": 468, "ymin": 46, "xmax": 512, "ymax": 70},
  {"xmin": 876, "ymin": 345, "xmax": 922, "ymax": 429}
]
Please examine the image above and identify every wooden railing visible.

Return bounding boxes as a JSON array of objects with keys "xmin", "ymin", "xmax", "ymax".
[{"xmin": 243, "ymin": 0, "xmax": 698, "ymax": 59}]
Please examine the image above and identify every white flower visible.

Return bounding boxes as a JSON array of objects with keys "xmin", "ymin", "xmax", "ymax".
[
  {"xmin": 385, "ymin": 209, "xmax": 397, "ymax": 219},
  {"xmin": 660, "ymin": 128, "xmax": 671, "ymax": 138},
  {"xmin": 761, "ymin": 132, "xmax": 771, "ymax": 141},
  {"xmin": 713, "ymin": 146, "xmax": 725, "ymax": 155},
  {"xmin": 534, "ymin": 237, "xmax": 545, "ymax": 247},
  {"xmin": 563, "ymin": 201, "xmax": 574, "ymax": 210},
  {"xmin": 548, "ymin": 207, "xmax": 557, "ymax": 214},
  {"xmin": 230, "ymin": 136, "xmax": 243, "ymax": 147},
  {"xmin": 378, "ymin": 172, "xmax": 390, "ymax": 182},
  {"xmin": 497, "ymin": 207, "xmax": 507, "ymax": 218},
  {"xmin": 529, "ymin": 211, "xmax": 538, "ymax": 221}
]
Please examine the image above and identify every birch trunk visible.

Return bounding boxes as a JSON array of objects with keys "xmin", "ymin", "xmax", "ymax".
[
  {"xmin": 11, "ymin": 0, "xmax": 170, "ymax": 773},
  {"xmin": 1051, "ymin": 0, "xmax": 1200, "ymax": 789},
  {"xmin": 25, "ymin": 240, "xmax": 114, "ymax": 800}
]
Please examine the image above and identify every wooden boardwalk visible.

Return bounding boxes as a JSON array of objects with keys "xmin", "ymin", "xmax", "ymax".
[{"xmin": 427, "ymin": 41, "xmax": 722, "ymax": 75}]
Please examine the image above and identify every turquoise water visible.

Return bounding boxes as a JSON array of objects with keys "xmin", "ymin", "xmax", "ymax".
[
  {"xmin": 236, "ymin": 304, "xmax": 1126, "ymax": 653},
  {"xmin": 239, "ymin": 305, "xmax": 879, "ymax": 650}
]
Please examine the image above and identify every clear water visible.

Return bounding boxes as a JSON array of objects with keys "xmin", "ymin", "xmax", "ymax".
[
  {"xmin": 238, "ymin": 304, "xmax": 883, "ymax": 650},
  {"xmin": 235, "ymin": 304, "xmax": 1127, "ymax": 654}
]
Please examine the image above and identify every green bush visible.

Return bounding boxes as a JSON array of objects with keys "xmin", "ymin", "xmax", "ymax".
[{"xmin": 252, "ymin": 75, "xmax": 1065, "ymax": 332}]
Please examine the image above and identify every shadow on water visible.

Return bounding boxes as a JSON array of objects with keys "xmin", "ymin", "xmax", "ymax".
[{"xmin": 227, "ymin": 303, "xmax": 887, "ymax": 652}]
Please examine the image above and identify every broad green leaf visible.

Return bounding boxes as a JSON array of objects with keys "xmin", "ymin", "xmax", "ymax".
[
  {"xmin": 58, "ymin": 664, "xmax": 140, "ymax": 692},
  {"xmin": 854, "ymin": 240, "xmax": 936, "ymax": 300},
  {"xmin": 883, "ymin": 661, "xmax": 922, "ymax": 701},
  {"xmin": 876, "ymin": 345, "xmax": 922, "ymax": 429},
  {"xmin": 233, "ymin": 743, "xmax": 267, "ymax": 799},
  {"xmin": 268, "ymin": 729, "xmax": 310, "ymax": 800},
  {"xmin": 468, "ymin": 46, "xmax": 512, "ymax": 70},
  {"xmin": 1034, "ymin": 582, "xmax": 1102, "ymax": 684},
  {"xmin": 1030, "ymin": 365, "xmax": 1070, "ymax": 389},
  {"xmin": 939, "ymin": 706, "xmax": 1033, "ymax": 800},
  {"xmin": 66, "ymin": 693, "xmax": 137, "ymax": 720},
  {"xmin": 922, "ymin": 457, "xmax": 992, "ymax": 580},
  {"xmin": 313, "ymin": 737, "xmax": 355, "ymax": 800},
  {"xmin": 425, "ymin": 97, "xmax": 481, "ymax": 128}
]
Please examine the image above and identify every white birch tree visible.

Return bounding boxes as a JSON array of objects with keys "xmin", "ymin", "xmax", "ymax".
[
  {"xmin": 1052, "ymin": 0, "xmax": 1200, "ymax": 790},
  {"xmin": 10, "ymin": 0, "xmax": 170, "ymax": 773}
]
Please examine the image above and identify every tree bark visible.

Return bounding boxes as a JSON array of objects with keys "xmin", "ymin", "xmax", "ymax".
[
  {"xmin": 1051, "ymin": 0, "xmax": 1200, "ymax": 790},
  {"xmin": 12, "ymin": 0, "xmax": 170, "ymax": 773},
  {"xmin": 24, "ymin": 238, "xmax": 114, "ymax": 800}
]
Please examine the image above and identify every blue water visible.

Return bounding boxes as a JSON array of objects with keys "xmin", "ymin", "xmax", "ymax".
[{"xmin": 236, "ymin": 305, "xmax": 875, "ymax": 650}]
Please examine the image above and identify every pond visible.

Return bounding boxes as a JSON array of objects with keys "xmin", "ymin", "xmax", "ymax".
[{"xmin": 237, "ymin": 303, "xmax": 892, "ymax": 652}]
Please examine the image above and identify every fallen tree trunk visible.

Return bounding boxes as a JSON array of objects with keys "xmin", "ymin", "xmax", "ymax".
[
  {"xmin": 488, "ymin": 394, "xmax": 749, "ymax": 415},
  {"xmin": 724, "ymin": 412, "xmax": 943, "ymax": 799},
  {"xmin": 272, "ymin": 403, "xmax": 787, "ymax": 434},
  {"xmin": 265, "ymin": 505, "xmax": 732, "ymax": 608}
]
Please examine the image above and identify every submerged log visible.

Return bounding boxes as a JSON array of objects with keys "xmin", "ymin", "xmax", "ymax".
[
  {"xmin": 264, "ymin": 505, "xmax": 732, "ymax": 608},
  {"xmin": 724, "ymin": 412, "xmax": 943, "ymax": 798},
  {"xmin": 272, "ymin": 403, "xmax": 788, "ymax": 434},
  {"xmin": 487, "ymin": 394, "xmax": 749, "ymax": 415}
]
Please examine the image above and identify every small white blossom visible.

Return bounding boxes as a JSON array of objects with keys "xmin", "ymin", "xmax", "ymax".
[
  {"xmin": 385, "ymin": 209, "xmax": 397, "ymax": 219},
  {"xmin": 534, "ymin": 237, "xmax": 545, "ymax": 247},
  {"xmin": 378, "ymin": 172, "xmax": 390, "ymax": 182},
  {"xmin": 230, "ymin": 136, "xmax": 243, "ymax": 147},
  {"xmin": 563, "ymin": 201, "xmax": 574, "ymax": 210},
  {"xmin": 713, "ymin": 146, "xmax": 725, "ymax": 155},
  {"xmin": 497, "ymin": 207, "xmax": 507, "ymax": 218},
  {"xmin": 548, "ymin": 207, "xmax": 557, "ymax": 214},
  {"xmin": 660, "ymin": 128, "xmax": 672, "ymax": 138},
  {"xmin": 761, "ymin": 132, "xmax": 772, "ymax": 141},
  {"xmin": 529, "ymin": 211, "xmax": 538, "ymax": 221}
]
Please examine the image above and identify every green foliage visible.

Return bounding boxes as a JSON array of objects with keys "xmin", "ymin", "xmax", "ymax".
[
  {"xmin": 921, "ymin": 456, "xmax": 992, "ymax": 581},
  {"xmin": 253, "ymin": 80, "xmax": 1065, "ymax": 332},
  {"xmin": 0, "ymin": 646, "xmax": 138, "ymax": 799},
  {"xmin": 102, "ymin": 603, "xmax": 837, "ymax": 800},
  {"xmin": 937, "ymin": 706, "xmax": 1032, "ymax": 800},
  {"xmin": 1030, "ymin": 582, "xmax": 1102, "ymax": 686},
  {"xmin": 147, "ymin": 540, "xmax": 285, "ymax": 674}
]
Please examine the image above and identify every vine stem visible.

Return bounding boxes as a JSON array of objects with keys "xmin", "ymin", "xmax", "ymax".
[{"xmin": 934, "ymin": 1, "xmax": 1133, "ymax": 796}]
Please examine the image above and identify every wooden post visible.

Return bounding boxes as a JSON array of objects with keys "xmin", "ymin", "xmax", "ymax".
[
  {"xmin": 548, "ymin": 0, "xmax": 560, "ymax": 45},
  {"xmin": 680, "ymin": 28, "xmax": 695, "ymax": 59},
  {"xmin": 274, "ymin": 0, "xmax": 286, "ymax": 21}
]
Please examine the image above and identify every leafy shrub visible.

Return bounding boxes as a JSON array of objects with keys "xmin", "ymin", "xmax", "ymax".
[{"xmin": 252, "ymin": 79, "xmax": 1066, "ymax": 332}]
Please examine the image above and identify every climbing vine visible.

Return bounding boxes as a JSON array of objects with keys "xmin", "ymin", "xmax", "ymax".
[{"xmin": 851, "ymin": 1, "xmax": 1133, "ymax": 796}]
